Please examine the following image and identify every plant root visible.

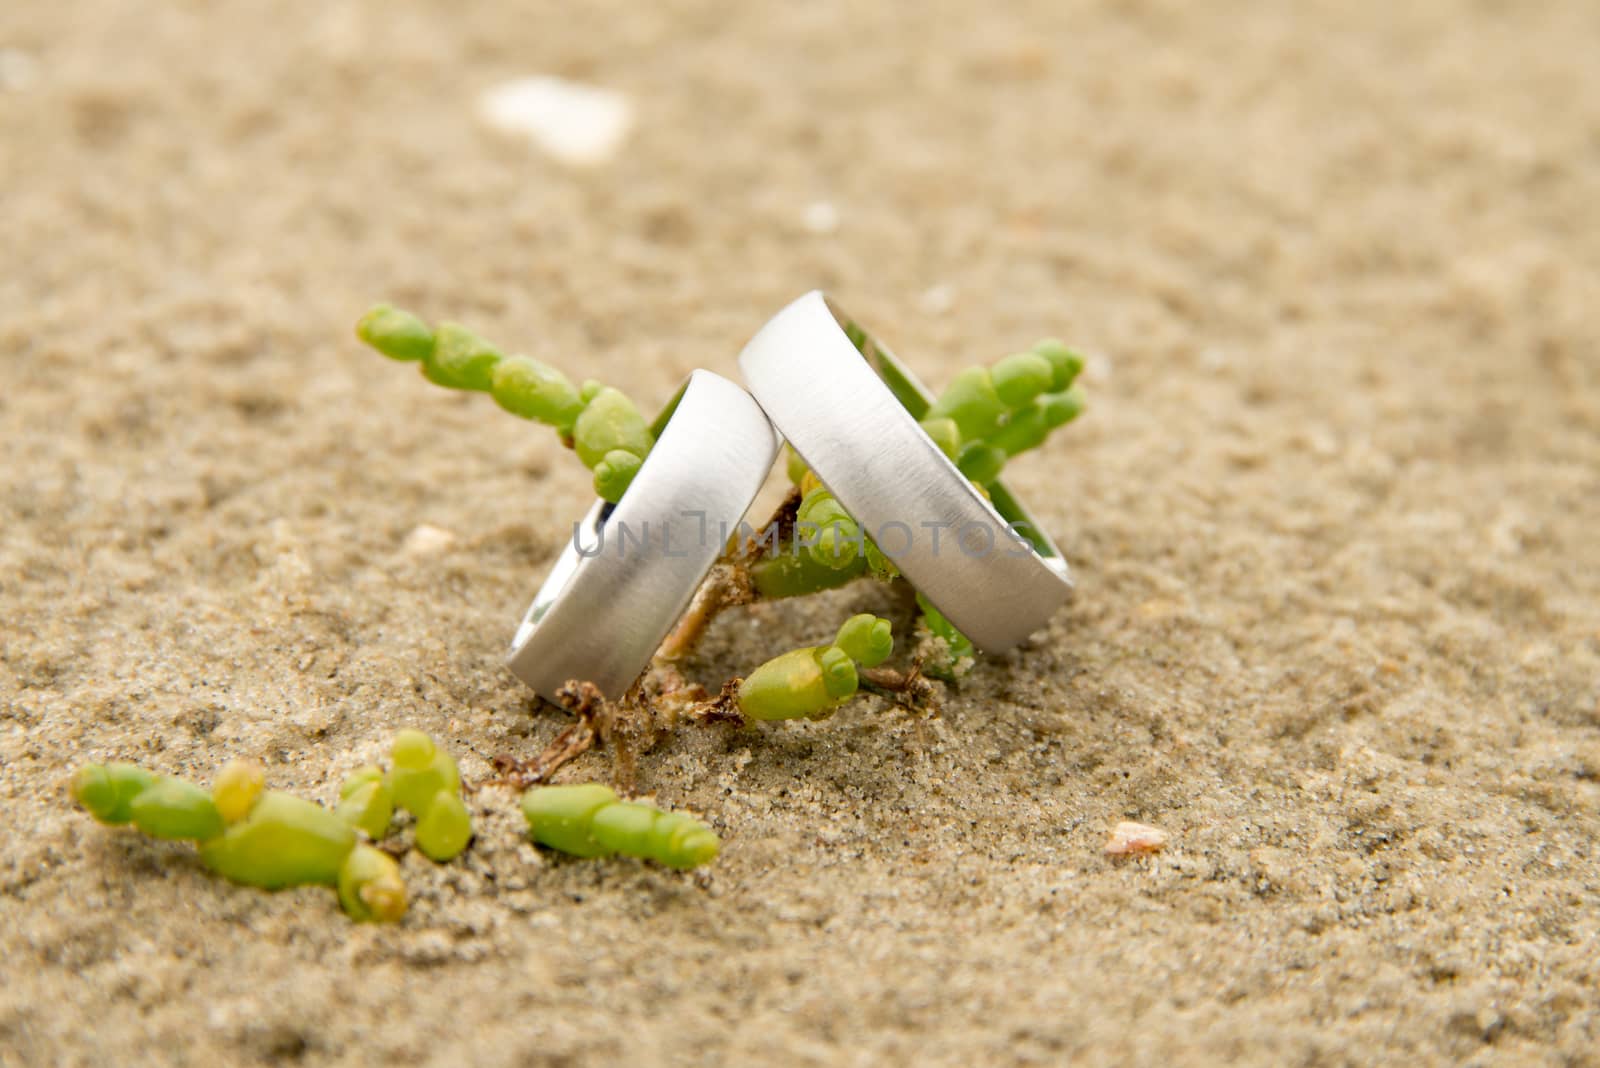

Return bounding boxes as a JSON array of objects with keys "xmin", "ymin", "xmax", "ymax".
[
  {"xmin": 491, "ymin": 681, "xmax": 603, "ymax": 789},
  {"xmin": 859, "ymin": 662, "xmax": 939, "ymax": 714},
  {"xmin": 653, "ymin": 488, "xmax": 803, "ymax": 662},
  {"xmin": 655, "ymin": 561, "xmax": 756, "ymax": 661}
]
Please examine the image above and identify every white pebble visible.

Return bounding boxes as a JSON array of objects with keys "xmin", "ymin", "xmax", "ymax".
[
  {"xmin": 1104, "ymin": 820, "xmax": 1169, "ymax": 856},
  {"xmin": 402, "ymin": 524, "xmax": 457, "ymax": 557},
  {"xmin": 802, "ymin": 200, "xmax": 840, "ymax": 235},
  {"xmin": 0, "ymin": 49, "xmax": 38, "ymax": 92},
  {"xmin": 478, "ymin": 76, "xmax": 634, "ymax": 166},
  {"xmin": 918, "ymin": 283, "xmax": 956, "ymax": 315}
]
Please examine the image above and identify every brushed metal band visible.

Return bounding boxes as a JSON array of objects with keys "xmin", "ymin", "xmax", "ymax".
[
  {"xmin": 506, "ymin": 370, "xmax": 781, "ymax": 700},
  {"xmin": 737, "ymin": 291, "xmax": 1072, "ymax": 652}
]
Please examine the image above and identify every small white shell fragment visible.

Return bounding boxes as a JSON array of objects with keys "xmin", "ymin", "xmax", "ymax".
[
  {"xmin": 402, "ymin": 524, "xmax": 457, "ymax": 557},
  {"xmin": 918, "ymin": 283, "xmax": 956, "ymax": 315},
  {"xmin": 802, "ymin": 201, "xmax": 840, "ymax": 235},
  {"xmin": 0, "ymin": 49, "xmax": 38, "ymax": 92},
  {"xmin": 478, "ymin": 76, "xmax": 634, "ymax": 166},
  {"xmin": 1103, "ymin": 820, "xmax": 1169, "ymax": 856}
]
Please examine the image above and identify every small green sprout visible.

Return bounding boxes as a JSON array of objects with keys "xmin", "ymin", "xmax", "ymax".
[
  {"xmin": 926, "ymin": 366, "xmax": 1011, "ymax": 443},
  {"xmin": 337, "ymin": 844, "xmax": 408, "ymax": 924},
  {"xmin": 916, "ymin": 592, "xmax": 976, "ymax": 682},
  {"xmin": 491, "ymin": 355, "xmax": 586, "ymax": 432},
  {"xmin": 356, "ymin": 304, "xmax": 654, "ymax": 503},
  {"xmin": 736, "ymin": 613, "xmax": 894, "ymax": 721},
  {"xmin": 777, "ymin": 470, "xmax": 899, "ymax": 581},
  {"xmin": 74, "ymin": 759, "xmax": 404, "ymax": 921},
  {"xmin": 334, "ymin": 765, "xmax": 395, "ymax": 840},
  {"xmin": 212, "ymin": 758, "xmax": 265, "ymax": 825},
  {"xmin": 199, "ymin": 790, "xmax": 359, "ymax": 889},
  {"xmin": 73, "ymin": 763, "xmax": 223, "ymax": 840},
  {"xmin": 1031, "ymin": 339, "xmax": 1088, "ymax": 394},
  {"xmin": 354, "ymin": 304, "xmax": 435, "ymax": 363},
  {"xmin": 796, "ymin": 485, "xmax": 863, "ymax": 570},
  {"xmin": 919, "ymin": 416, "xmax": 962, "ymax": 461},
  {"xmin": 520, "ymin": 784, "xmax": 719, "ymax": 870},
  {"xmin": 985, "ymin": 385, "xmax": 1085, "ymax": 459},
  {"xmin": 922, "ymin": 339, "xmax": 1085, "ymax": 483},
  {"xmin": 415, "ymin": 793, "xmax": 473, "ymax": 863},
  {"xmin": 71, "ymin": 734, "xmax": 483, "ymax": 921},
  {"xmin": 71, "ymin": 762, "xmax": 156, "ymax": 825},
  {"xmin": 383, "ymin": 730, "xmax": 472, "ymax": 861},
  {"xmin": 385, "ymin": 730, "xmax": 460, "ymax": 811},
  {"xmin": 747, "ymin": 544, "xmax": 867, "ymax": 599},
  {"xmin": 426, "ymin": 321, "xmax": 503, "ymax": 391},
  {"xmin": 955, "ymin": 441, "xmax": 1007, "ymax": 485},
  {"xmin": 571, "ymin": 384, "xmax": 655, "ymax": 503},
  {"xmin": 129, "ymin": 777, "xmax": 225, "ymax": 841},
  {"xmin": 68, "ymin": 745, "xmax": 499, "ymax": 923}
]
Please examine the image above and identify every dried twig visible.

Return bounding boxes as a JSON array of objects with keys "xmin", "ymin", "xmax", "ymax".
[
  {"xmin": 859, "ymin": 662, "xmax": 939, "ymax": 714},
  {"xmin": 653, "ymin": 488, "xmax": 802, "ymax": 662},
  {"xmin": 490, "ymin": 681, "xmax": 604, "ymax": 789}
]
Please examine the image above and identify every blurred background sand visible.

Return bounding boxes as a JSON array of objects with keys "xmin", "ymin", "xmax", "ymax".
[{"xmin": 3, "ymin": 1, "xmax": 1599, "ymax": 1064}]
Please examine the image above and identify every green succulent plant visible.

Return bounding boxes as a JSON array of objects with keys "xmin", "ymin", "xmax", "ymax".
[
  {"xmin": 521, "ymin": 784, "xmax": 719, "ymax": 870},
  {"xmin": 736, "ymin": 614, "xmax": 894, "ymax": 721},
  {"xmin": 357, "ymin": 305, "xmax": 653, "ymax": 503},
  {"xmin": 73, "ymin": 758, "xmax": 405, "ymax": 923},
  {"xmin": 71, "ymin": 730, "xmax": 477, "ymax": 922}
]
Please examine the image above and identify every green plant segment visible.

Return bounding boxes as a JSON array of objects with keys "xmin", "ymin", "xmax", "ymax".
[
  {"xmin": 71, "ymin": 731, "xmax": 474, "ymax": 922},
  {"xmin": 329, "ymin": 731, "xmax": 473, "ymax": 861},
  {"xmin": 915, "ymin": 592, "xmax": 976, "ymax": 682},
  {"xmin": 383, "ymin": 729, "xmax": 473, "ymax": 862},
  {"xmin": 72, "ymin": 760, "xmax": 407, "ymax": 923},
  {"xmin": 356, "ymin": 304, "xmax": 653, "ymax": 503},
  {"xmin": 780, "ymin": 339, "xmax": 1083, "ymax": 589},
  {"xmin": 338, "ymin": 844, "xmax": 407, "ymax": 923},
  {"xmin": 73, "ymin": 763, "xmax": 220, "ymax": 840},
  {"xmin": 923, "ymin": 339, "xmax": 1085, "ymax": 470},
  {"xmin": 921, "ymin": 343, "xmax": 1085, "ymax": 517},
  {"xmin": 201, "ymin": 790, "xmax": 359, "ymax": 889},
  {"xmin": 521, "ymin": 784, "xmax": 719, "ymax": 869},
  {"xmin": 335, "ymin": 765, "xmax": 394, "ymax": 840},
  {"xmin": 737, "ymin": 614, "xmax": 894, "ymax": 720},
  {"xmin": 746, "ymin": 543, "xmax": 868, "ymax": 599}
]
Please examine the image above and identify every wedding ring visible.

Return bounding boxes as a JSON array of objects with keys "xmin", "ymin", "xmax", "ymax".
[
  {"xmin": 737, "ymin": 291, "xmax": 1072, "ymax": 652},
  {"xmin": 507, "ymin": 370, "xmax": 781, "ymax": 700}
]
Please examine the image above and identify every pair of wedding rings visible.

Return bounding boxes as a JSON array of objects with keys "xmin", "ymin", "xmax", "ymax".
[{"xmin": 506, "ymin": 291, "xmax": 1073, "ymax": 700}]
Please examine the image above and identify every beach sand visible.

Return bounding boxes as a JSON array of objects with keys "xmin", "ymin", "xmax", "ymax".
[{"xmin": 3, "ymin": 1, "xmax": 1598, "ymax": 1063}]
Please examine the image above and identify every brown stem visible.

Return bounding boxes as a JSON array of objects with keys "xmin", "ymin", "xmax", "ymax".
[
  {"xmin": 638, "ymin": 662, "xmax": 710, "ymax": 721},
  {"xmin": 762, "ymin": 486, "xmax": 804, "ymax": 547},
  {"xmin": 490, "ymin": 680, "xmax": 607, "ymax": 789},
  {"xmin": 491, "ymin": 717, "xmax": 597, "ymax": 790},
  {"xmin": 859, "ymin": 663, "xmax": 939, "ymax": 714},
  {"xmin": 653, "ymin": 488, "xmax": 803, "ymax": 662},
  {"xmin": 684, "ymin": 678, "xmax": 747, "ymax": 726},
  {"xmin": 655, "ymin": 562, "xmax": 754, "ymax": 660}
]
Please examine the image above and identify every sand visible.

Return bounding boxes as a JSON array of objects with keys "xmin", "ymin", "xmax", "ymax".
[{"xmin": 3, "ymin": 1, "xmax": 1599, "ymax": 1064}]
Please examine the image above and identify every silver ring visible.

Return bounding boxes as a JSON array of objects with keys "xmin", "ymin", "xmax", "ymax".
[
  {"xmin": 737, "ymin": 291, "xmax": 1072, "ymax": 652},
  {"xmin": 507, "ymin": 370, "xmax": 781, "ymax": 700}
]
